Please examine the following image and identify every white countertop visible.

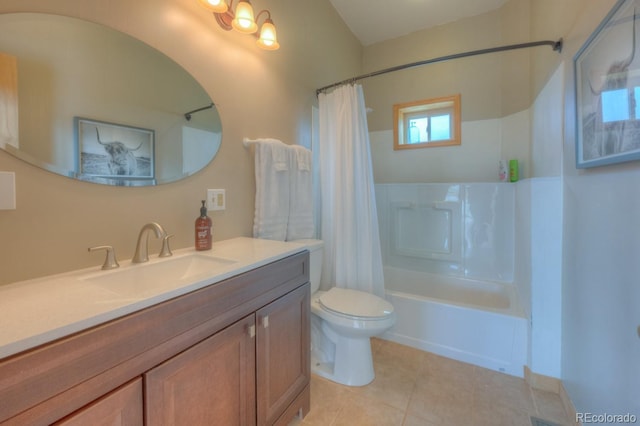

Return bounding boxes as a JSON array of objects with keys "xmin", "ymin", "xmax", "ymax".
[{"xmin": 0, "ymin": 237, "xmax": 306, "ymax": 359}]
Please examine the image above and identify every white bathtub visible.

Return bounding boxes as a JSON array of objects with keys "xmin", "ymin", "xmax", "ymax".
[{"xmin": 382, "ymin": 266, "xmax": 528, "ymax": 377}]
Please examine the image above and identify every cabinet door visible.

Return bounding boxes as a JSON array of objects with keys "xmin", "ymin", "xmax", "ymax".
[
  {"xmin": 256, "ymin": 284, "xmax": 310, "ymax": 425},
  {"xmin": 53, "ymin": 378, "xmax": 143, "ymax": 426},
  {"xmin": 145, "ymin": 315, "xmax": 256, "ymax": 426}
]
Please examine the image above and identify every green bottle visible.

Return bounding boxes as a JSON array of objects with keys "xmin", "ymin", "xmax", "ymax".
[{"xmin": 509, "ymin": 159, "xmax": 519, "ymax": 182}]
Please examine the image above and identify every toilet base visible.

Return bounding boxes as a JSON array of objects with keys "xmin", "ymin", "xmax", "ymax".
[{"xmin": 311, "ymin": 322, "xmax": 375, "ymax": 386}]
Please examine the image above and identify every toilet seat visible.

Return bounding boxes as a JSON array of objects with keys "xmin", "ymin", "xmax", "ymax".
[{"xmin": 318, "ymin": 288, "xmax": 394, "ymax": 320}]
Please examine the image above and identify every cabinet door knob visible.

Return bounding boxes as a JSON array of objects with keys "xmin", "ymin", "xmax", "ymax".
[
  {"xmin": 262, "ymin": 315, "xmax": 270, "ymax": 328},
  {"xmin": 248, "ymin": 324, "xmax": 256, "ymax": 338}
]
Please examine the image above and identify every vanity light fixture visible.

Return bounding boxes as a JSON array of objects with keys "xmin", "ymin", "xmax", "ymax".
[{"xmin": 198, "ymin": 0, "xmax": 280, "ymax": 50}]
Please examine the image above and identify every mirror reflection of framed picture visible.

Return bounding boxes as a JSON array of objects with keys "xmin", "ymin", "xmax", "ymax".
[
  {"xmin": 75, "ymin": 117, "xmax": 155, "ymax": 185},
  {"xmin": 575, "ymin": 0, "xmax": 640, "ymax": 168}
]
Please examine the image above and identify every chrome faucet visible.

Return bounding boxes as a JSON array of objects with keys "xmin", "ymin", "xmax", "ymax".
[{"xmin": 132, "ymin": 222, "xmax": 167, "ymax": 263}]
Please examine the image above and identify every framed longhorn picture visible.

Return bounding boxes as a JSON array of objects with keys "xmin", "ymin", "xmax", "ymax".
[
  {"xmin": 75, "ymin": 117, "xmax": 155, "ymax": 185},
  {"xmin": 575, "ymin": 0, "xmax": 640, "ymax": 168}
]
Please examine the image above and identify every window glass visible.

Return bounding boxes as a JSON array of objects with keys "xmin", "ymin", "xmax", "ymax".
[{"xmin": 393, "ymin": 95, "xmax": 461, "ymax": 150}]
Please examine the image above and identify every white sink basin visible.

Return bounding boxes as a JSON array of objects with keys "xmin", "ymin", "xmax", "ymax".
[{"xmin": 80, "ymin": 254, "xmax": 237, "ymax": 299}]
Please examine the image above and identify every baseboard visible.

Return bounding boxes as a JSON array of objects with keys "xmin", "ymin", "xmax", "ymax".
[
  {"xmin": 524, "ymin": 366, "xmax": 561, "ymax": 393},
  {"xmin": 524, "ymin": 367, "xmax": 579, "ymax": 425}
]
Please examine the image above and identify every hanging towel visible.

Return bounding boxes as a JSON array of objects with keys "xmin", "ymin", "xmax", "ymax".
[
  {"xmin": 287, "ymin": 145, "xmax": 314, "ymax": 241},
  {"xmin": 292, "ymin": 144, "xmax": 311, "ymax": 171},
  {"xmin": 252, "ymin": 138, "xmax": 290, "ymax": 241}
]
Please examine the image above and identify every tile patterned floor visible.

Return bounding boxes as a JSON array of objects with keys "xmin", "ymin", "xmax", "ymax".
[{"xmin": 291, "ymin": 338, "xmax": 574, "ymax": 426}]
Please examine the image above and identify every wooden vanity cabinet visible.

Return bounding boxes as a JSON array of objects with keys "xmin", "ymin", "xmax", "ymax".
[
  {"xmin": 52, "ymin": 379, "xmax": 144, "ymax": 426},
  {"xmin": 0, "ymin": 252, "xmax": 310, "ymax": 426},
  {"xmin": 145, "ymin": 315, "xmax": 257, "ymax": 425},
  {"xmin": 145, "ymin": 284, "xmax": 310, "ymax": 426},
  {"xmin": 256, "ymin": 284, "xmax": 310, "ymax": 426}
]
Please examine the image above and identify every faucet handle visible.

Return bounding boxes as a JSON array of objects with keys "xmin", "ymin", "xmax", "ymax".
[
  {"xmin": 159, "ymin": 234, "xmax": 174, "ymax": 258},
  {"xmin": 88, "ymin": 245, "xmax": 120, "ymax": 270}
]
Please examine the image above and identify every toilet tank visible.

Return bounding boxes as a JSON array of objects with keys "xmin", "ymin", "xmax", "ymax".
[{"xmin": 289, "ymin": 239, "xmax": 323, "ymax": 294}]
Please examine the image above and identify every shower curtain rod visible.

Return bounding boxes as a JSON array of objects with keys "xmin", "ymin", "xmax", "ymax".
[{"xmin": 315, "ymin": 39, "xmax": 563, "ymax": 96}]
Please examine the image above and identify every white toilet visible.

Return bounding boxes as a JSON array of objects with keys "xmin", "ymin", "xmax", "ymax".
[{"xmin": 292, "ymin": 239, "xmax": 395, "ymax": 386}]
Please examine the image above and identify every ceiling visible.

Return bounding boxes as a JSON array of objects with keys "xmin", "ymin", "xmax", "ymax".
[{"xmin": 329, "ymin": 0, "xmax": 508, "ymax": 46}]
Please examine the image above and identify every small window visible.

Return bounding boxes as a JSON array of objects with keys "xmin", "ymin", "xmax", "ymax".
[{"xmin": 393, "ymin": 94, "xmax": 461, "ymax": 150}]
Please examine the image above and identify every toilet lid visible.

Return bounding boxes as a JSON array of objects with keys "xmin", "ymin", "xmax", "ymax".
[{"xmin": 319, "ymin": 288, "xmax": 394, "ymax": 318}]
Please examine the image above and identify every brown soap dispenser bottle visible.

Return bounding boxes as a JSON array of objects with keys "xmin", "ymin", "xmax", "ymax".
[{"xmin": 195, "ymin": 200, "xmax": 212, "ymax": 251}]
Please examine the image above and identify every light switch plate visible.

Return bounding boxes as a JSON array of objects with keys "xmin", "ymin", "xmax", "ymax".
[
  {"xmin": 0, "ymin": 172, "xmax": 16, "ymax": 210},
  {"xmin": 207, "ymin": 189, "xmax": 225, "ymax": 211}
]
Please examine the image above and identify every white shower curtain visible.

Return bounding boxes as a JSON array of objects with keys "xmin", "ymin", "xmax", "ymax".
[{"xmin": 317, "ymin": 84, "xmax": 385, "ymax": 298}]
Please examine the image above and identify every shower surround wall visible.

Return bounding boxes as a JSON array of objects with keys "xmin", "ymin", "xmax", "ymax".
[
  {"xmin": 376, "ymin": 183, "xmax": 529, "ymax": 376},
  {"xmin": 376, "ymin": 183, "xmax": 515, "ymax": 283}
]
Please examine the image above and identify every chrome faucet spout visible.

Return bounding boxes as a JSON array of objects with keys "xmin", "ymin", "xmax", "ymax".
[{"xmin": 132, "ymin": 222, "xmax": 166, "ymax": 263}]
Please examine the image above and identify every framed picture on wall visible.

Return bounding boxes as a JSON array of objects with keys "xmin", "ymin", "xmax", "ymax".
[
  {"xmin": 574, "ymin": 0, "xmax": 640, "ymax": 168},
  {"xmin": 75, "ymin": 117, "xmax": 155, "ymax": 185}
]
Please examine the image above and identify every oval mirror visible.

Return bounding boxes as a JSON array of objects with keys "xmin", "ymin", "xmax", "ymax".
[{"xmin": 0, "ymin": 13, "xmax": 221, "ymax": 186}]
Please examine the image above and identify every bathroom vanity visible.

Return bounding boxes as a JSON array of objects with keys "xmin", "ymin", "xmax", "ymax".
[{"xmin": 0, "ymin": 238, "xmax": 310, "ymax": 426}]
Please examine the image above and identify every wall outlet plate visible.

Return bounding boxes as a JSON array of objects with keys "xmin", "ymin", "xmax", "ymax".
[{"xmin": 207, "ymin": 189, "xmax": 225, "ymax": 211}]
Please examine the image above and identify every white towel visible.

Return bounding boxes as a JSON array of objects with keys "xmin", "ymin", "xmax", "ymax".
[
  {"xmin": 252, "ymin": 139, "xmax": 290, "ymax": 241},
  {"xmin": 286, "ymin": 145, "xmax": 314, "ymax": 241},
  {"xmin": 293, "ymin": 144, "xmax": 311, "ymax": 171}
]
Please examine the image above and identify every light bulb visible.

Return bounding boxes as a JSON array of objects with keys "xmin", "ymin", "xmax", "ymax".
[
  {"xmin": 232, "ymin": 1, "xmax": 258, "ymax": 34},
  {"xmin": 197, "ymin": 0, "xmax": 228, "ymax": 13},
  {"xmin": 257, "ymin": 20, "xmax": 279, "ymax": 50}
]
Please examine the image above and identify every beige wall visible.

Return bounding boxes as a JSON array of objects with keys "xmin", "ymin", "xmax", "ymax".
[
  {"xmin": 364, "ymin": 0, "xmax": 566, "ymax": 183},
  {"xmin": 363, "ymin": 0, "xmax": 533, "ymax": 132},
  {"xmin": 0, "ymin": 0, "xmax": 361, "ymax": 285},
  {"xmin": 529, "ymin": 0, "xmax": 583, "ymax": 99}
]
